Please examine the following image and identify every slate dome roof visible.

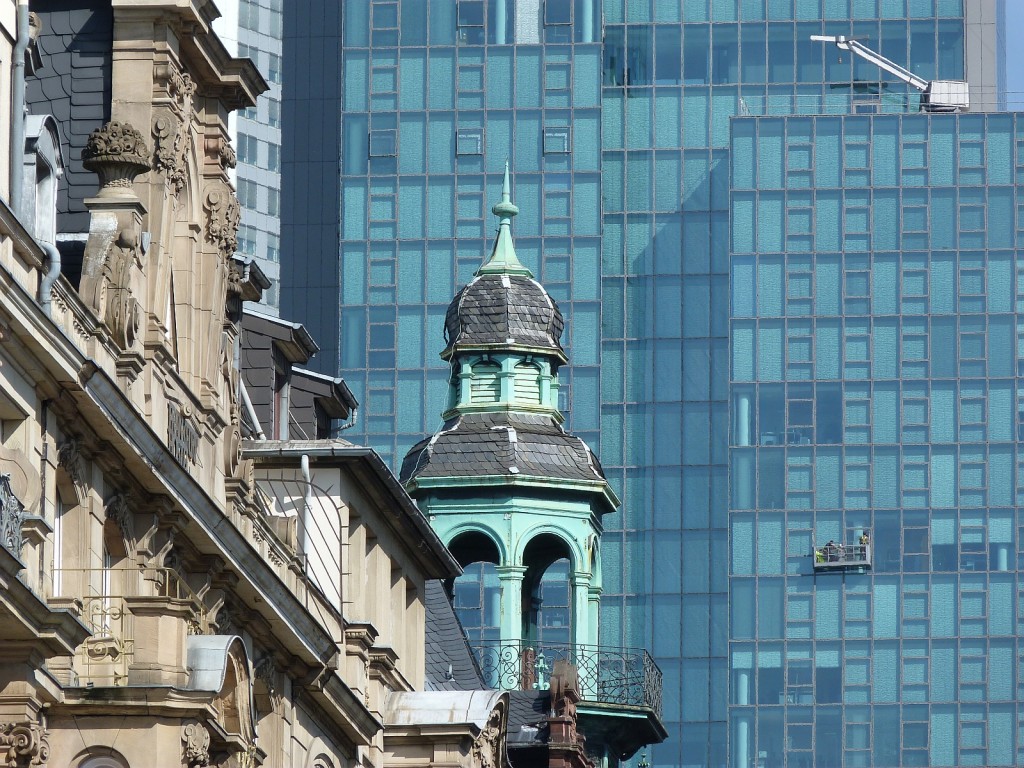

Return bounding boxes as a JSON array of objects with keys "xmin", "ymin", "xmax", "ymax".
[
  {"xmin": 400, "ymin": 411, "xmax": 608, "ymax": 488},
  {"xmin": 442, "ymin": 273, "xmax": 565, "ymax": 358},
  {"xmin": 441, "ymin": 162, "xmax": 566, "ymax": 361}
]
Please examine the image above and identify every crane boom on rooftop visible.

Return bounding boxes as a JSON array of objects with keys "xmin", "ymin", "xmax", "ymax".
[{"xmin": 811, "ymin": 34, "xmax": 970, "ymax": 113}]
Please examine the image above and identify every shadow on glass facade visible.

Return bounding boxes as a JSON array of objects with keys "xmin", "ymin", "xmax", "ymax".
[{"xmin": 279, "ymin": 2, "xmax": 1013, "ymax": 767}]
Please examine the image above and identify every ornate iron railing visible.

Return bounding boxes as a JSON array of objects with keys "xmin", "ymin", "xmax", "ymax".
[
  {"xmin": 0, "ymin": 473, "xmax": 25, "ymax": 556},
  {"xmin": 471, "ymin": 642, "xmax": 662, "ymax": 717}
]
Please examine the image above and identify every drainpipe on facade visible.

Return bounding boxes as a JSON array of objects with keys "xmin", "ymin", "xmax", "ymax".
[
  {"xmin": 335, "ymin": 407, "xmax": 358, "ymax": 432},
  {"xmin": 38, "ymin": 241, "xmax": 60, "ymax": 316},
  {"xmin": 10, "ymin": 0, "xmax": 30, "ymax": 218}
]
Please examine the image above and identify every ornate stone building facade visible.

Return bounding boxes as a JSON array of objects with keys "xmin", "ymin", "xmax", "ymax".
[{"xmin": 0, "ymin": 2, "xmax": 524, "ymax": 768}]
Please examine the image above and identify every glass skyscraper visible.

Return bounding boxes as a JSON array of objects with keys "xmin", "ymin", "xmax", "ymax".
[
  {"xmin": 730, "ymin": 111, "xmax": 1023, "ymax": 767},
  {"xmin": 280, "ymin": 2, "xmax": 1010, "ymax": 766}
]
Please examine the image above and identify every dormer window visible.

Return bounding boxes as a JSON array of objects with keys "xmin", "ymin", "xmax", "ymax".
[{"xmin": 21, "ymin": 115, "xmax": 64, "ymax": 245}]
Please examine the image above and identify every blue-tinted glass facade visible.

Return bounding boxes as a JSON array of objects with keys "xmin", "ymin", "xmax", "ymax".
[
  {"xmin": 280, "ymin": 2, "xmax": 1008, "ymax": 767},
  {"xmin": 730, "ymin": 112, "xmax": 1024, "ymax": 767}
]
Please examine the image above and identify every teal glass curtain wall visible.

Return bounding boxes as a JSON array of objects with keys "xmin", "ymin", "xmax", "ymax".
[
  {"xmin": 279, "ymin": 2, "xmax": 994, "ymax": 767},
  {"xmin": 729, "ymin": 112, "xmax": 1024, "ymax": 767}
]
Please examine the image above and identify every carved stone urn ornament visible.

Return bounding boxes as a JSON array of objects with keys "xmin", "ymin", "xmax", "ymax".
[{"xmin": 82, "ymin": 121, "xmax": 152, "ymax": 196}]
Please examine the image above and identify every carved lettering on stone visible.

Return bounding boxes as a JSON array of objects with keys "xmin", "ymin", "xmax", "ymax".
[
  {"xmin": 182, "ymin": 722, "xmax": 211, "ymax": 767},
  {"xmin": 168, "ymin": 403, "xmax": 200, "ymax": 467},
  {"xmin": 204, "ymin": 184, "xmax": 241, "ymax": 257},
  {"xmin": 0, "ymin": 721, "xmax": 49, "ymax": 767}
]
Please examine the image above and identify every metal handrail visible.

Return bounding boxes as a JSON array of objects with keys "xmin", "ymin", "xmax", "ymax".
[{"xmin": 471, "ymin": 641, "xmax": 663, "ymax": 717}]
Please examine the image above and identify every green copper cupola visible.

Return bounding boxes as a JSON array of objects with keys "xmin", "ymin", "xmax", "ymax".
[
  {"xmin": 440, "ymin": 163, "xmax": 568, "ymax": 421},
  {"xmin": 402, "ymin": 168, "xmax": 618, "ymax": 657}
]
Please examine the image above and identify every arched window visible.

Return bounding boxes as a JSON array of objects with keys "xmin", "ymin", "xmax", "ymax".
[
  {"xmin": 513, "ymin": 362, "xmax": 541, "ymax": 404},
  {"xmin": 78, "ymin": 753, "xmax": 130, "ymax": 768},
  {"xmin": 469, "ymin": 362, "xmax": 500, "ymax": 403}
]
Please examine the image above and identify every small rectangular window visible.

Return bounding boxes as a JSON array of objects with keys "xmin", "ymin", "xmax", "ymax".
[
  {"xmin": 456, "ymin": 128, "xmax": 483, "ymax": 156},
  {"xmin": 371, "ymin": 65, "xmax": 398, "ymax": 94},
  {"xmin": 368, "ymin": 129, "xmax": 397, "ymax": 157},
  {"xmin": 457, "ymin": 64, "xmax": 484, "ymax": 92},
  {"xmin": 268, "ymin": 54, "xmax": 282, "ymax": 84},
  {"xmin": 371, "ymin": 0, "xmax": 398, "ymax": 29},
  {"xmin": 457, "ymin": 0, "xmax": 484, "ymax": 44},
  {"xmin": 545, "ymin": 62, "xmax": 571, "ymax": 91},
  {"xmin": 543, "ymin": 126, "xmax": 571, "ymax": 154},
  {"xmin": 545, "ymin": 0, "xmax": 571, "ymax": 25},
  {"xmin": 370, "ymin": 193, "xmax": 396, "ymax": 222},
  {"xmin": 266, "ymin": 234, "xmax": 280, "ymax": 263},
  {"xmin": 238, "ymin": 225, "xmax": 257, "ymax": 256}
]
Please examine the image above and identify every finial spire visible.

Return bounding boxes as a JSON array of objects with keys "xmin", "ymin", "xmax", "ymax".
[{"xmin": 478, "ymin": 162, "xmax": 533, "ymax": 277}]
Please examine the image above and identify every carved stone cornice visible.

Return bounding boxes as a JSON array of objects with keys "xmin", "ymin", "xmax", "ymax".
[
  {"xmin": 0, "ymin": 721, "xmax": 49, "ymax": 768},
  {"xmin": 82, "ymin": 121, "xmax": 152, "ymax": 196}
]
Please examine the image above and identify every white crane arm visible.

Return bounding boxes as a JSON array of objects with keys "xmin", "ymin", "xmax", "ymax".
[{"xmin": 810, "ymin": 35, "xmax": 930, "ymax": 92}]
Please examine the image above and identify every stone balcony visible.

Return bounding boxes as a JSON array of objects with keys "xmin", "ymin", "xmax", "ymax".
[{"xmin": 50, "ymin": 566, "xmax": 208, "ymax": 687}]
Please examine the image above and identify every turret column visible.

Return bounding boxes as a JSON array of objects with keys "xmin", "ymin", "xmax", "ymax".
[{"xmin": 497, "ymin": 564, "xmax": 527, "ymax": 688}]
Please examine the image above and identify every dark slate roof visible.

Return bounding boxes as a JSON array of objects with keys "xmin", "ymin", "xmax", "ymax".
[
  {"xmin": 401, "ymin": 411, "xmax": 607, "ymax": 487},
  {"xmin": 423, "ymin": 580, "xmax": 487, "ymax": 692},
  {"xmin": 27, "ymin": 1, "xmax": 113, "ymax": 236},
  {"xmin": 506, "ymin": 690, "xmax": 550, "ymax": 745},
  {"xmin": 443, "ymin": 273, "xmax": 565, "ymax": 358}
]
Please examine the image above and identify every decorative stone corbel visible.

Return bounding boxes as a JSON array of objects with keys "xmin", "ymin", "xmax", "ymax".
[
  {"xmin": 56, "ymin": 436, "xmax": 89, "ymax": 505},
  {"xmin": 0, "ymin": 721, "xmax": 49, "ymax": 767},
  {"xmin": 105, "ymin": 492, "xmax": 134, "ymax": 543},
  {"xmin": 182, "ymin": 721, "xmax": 211, "ymax": 767},
  {"xmin": 471, "ymin": 707, "xmax": 504, "ymax": 768},
  {"xmin": 153, "ymin": 111, "xmax": 189, "ymax": 195},
  {"xmin": 203, "ymin": 183, "xmax": 241, "ymax": 257}
]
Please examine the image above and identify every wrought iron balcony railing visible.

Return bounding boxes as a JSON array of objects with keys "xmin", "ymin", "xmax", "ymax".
[
  {"xmin": 471, "ymin": 642, "xmax": 662, "ymax": 717},
  {"xmin": 51, "ymin": 567, "xmax": 207, "ymax": 686},
  {"xmin": 0, "ymin": 473, "xmax": 26, "ymax": 557}
]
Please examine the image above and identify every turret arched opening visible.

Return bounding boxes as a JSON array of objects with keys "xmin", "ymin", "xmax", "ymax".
[
  {"xmin": 448, "ymin": 529, "xmax": 501, "ymax": 567},
  {"xmin": 448, "ymin": 529, "xmax": 503, "ymax": 647},
  {"xmin": 522, "ymin": 533, "xmax": 574, "ymax": 645}
]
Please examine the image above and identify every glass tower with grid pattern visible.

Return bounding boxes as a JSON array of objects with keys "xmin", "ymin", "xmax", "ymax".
[
  {"xmin": 215, "ymin": 0, "xmax": 285, "ymax": 313},
  {"xmin": 280, "ymin": 2, "xmax": 1010, "ymax": 766}
]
